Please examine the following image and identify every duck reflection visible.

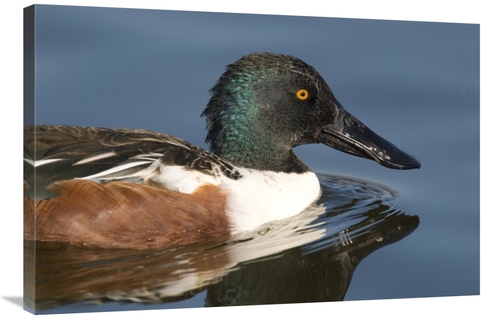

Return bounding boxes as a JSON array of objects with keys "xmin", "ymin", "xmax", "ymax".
[
  {"xmin": 206, "ymin": 210, "xmax": 419, "ymax": 305},
  {"xmin": 24, "ymin": 175, "xmax": 419, "ymax": 313}
]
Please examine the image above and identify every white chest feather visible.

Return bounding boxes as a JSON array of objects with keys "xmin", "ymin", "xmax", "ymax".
[
  {"xmin": 221, "ymin": 169, "xmax": 321, "ymax": 233},
  {"xmin": 152, "ymin": 165, "xmax": 321, "ymax": 234}
]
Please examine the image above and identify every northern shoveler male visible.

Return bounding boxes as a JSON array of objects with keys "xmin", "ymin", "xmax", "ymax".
[{"xmin": 24, "ymin": 52, "xmax": 420, "ymax": 250}]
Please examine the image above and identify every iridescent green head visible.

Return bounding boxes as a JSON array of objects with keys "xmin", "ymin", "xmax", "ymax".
[{"xmin": 202, "ymin": 53, "xmax": 421, "ymax": 173}]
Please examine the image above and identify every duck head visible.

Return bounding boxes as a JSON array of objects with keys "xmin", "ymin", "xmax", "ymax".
[{"xmin": 202, "ymin": 52, "xmax": 420, "ymax": 172}]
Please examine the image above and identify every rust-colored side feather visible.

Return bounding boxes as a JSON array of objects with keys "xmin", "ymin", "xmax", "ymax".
[{"xmin": 24, "ymin": 180, "xmax": 230, "ymax": 249}]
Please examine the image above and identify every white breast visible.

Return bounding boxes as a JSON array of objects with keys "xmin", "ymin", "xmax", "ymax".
[
  {"xmin": 151, "ymin": 163, "xmax": 321, "ymax": 234},
  {"xmin": 221, "ymin": 169, "xmax": 321, "ymax": 234}
]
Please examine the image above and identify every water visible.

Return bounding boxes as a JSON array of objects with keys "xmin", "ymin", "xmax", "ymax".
[
  {"xmin": 23, "ymin": 5, "xmax": 479, "ymax": 314},
  {"xmin": 25, "ymin": 175, "xmax": 419, "ymax": 313}
]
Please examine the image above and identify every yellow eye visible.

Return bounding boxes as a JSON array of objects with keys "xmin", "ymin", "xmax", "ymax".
[{"xmin": 296, "ymin": 89, "xmax": 309, "ymax": 100}]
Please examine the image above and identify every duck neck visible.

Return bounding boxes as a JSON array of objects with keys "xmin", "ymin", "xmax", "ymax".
[
  {"xmin": 209, "ymin": 133, "xmax": 310, "ymax": 173},
  {"xmin": 203, "ymin": 99, "xmax": 310, "ymax": 173}
]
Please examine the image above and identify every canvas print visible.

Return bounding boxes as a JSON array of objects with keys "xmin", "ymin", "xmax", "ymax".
[{"xmin": 23, "ymin": 5, "xmax": 479, "ymax": 314}]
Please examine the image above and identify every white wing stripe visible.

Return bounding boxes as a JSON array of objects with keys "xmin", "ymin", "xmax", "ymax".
[
  {"xmin": 79, "ymin": 161, "xmax": 153, "ymax": 180},
  {"xmin": 74, "ymin": 151, "xmax": 118, "ymax": 165},
  {"xmin": 24, "ymin": 158, "xmax": 64, "ymax": 167}
]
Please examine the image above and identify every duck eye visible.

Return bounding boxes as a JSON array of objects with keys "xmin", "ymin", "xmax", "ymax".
[{"xmin": 296, "ymin": 89, "xmax": 309, "ymax": 100}]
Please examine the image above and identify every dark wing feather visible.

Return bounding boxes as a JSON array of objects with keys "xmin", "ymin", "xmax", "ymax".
[{"xmin": 24, "ymin": 125, "xmax": 241, "ymax": 200}]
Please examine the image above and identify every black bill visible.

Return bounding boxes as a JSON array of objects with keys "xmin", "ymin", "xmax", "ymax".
[{"xmin": 319, "ymin": 107, "xmax": 421, "ymax": 170}]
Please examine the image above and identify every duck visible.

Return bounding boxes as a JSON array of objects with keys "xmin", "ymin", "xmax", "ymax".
[{"xmin": 23, "ymin": 52, "xmax": 421, "ymax": 250}]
